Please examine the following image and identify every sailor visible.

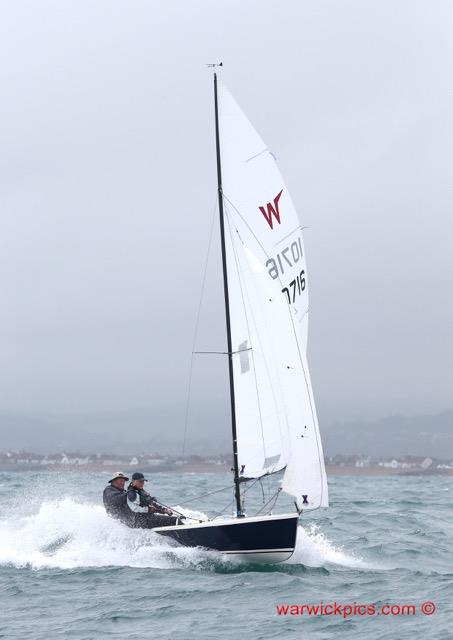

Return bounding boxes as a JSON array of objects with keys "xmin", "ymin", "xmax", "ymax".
[
  {"xmin": 126, "ymin": 472, "xmax": 184, "ymax": 528},
  {"xmin": 103, "ymin": 472, "xmax": 132, "ymax": 525}
]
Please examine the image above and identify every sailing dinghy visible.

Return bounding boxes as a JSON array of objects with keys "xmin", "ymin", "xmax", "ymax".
[{"xmin": 154, "ymin": 69, "xmax": 328, "ymax": 563}]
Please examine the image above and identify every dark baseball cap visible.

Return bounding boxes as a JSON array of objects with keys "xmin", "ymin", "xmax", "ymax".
[{"xmin": 131, "ymin": 472, "xmax": 147, "ymax": 481}]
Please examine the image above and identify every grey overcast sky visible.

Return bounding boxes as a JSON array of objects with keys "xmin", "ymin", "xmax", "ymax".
[{"xmin": 0, "ymin": 0, "xmax": 452, "ymax": 430}]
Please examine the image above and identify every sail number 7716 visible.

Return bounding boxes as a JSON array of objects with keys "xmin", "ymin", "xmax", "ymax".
[{"xmin": 265, "ymin": 235, "xmax": 306, "ymax": 305}]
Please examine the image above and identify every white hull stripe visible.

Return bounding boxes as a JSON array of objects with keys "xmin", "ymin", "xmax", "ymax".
[{"xmin": 222, "ymin": 548, "xmax": 294, "ymax": 554}]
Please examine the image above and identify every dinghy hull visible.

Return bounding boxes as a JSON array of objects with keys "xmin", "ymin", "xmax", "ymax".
[{"xmin": 153, "ymin": 512, "xmax": 299, "ymax": 563}]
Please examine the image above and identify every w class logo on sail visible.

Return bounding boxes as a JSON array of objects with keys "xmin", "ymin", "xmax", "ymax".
[{"xmin": 259, "ymin": 189, "xmax": 284, "ymax": 229}]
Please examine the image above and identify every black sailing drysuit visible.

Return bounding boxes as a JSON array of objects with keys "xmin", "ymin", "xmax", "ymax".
[
  {"xmin": 103, "ymin": 484, "xmax": 133, "ymax": 526},
  {"xmin": 126, "ymin": 484, "xmax": 182, "ymax": 528},
  {"xmin": 103, "ymin": 483, "xmax": 181, "ymax": 529}
]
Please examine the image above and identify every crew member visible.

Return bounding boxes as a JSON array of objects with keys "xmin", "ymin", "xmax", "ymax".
[
  {"xmin": 103, "ymin": 472, "xmax": 132, "ymax": 525},
  {"xmin": 126, "ymin": 472, "xmax": 184, "ymax": 528}
]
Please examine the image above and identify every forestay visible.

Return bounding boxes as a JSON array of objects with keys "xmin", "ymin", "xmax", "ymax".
[{"xmin": 217, "ymin": 81, "xmax": 328, "ymax": 510}]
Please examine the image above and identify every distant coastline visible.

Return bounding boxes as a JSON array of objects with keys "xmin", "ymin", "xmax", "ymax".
[
  {"xmin": 1, "ymin": 409, "xmax": 451, "ymax": 461},
  {"xmin": 0, "ymin": 455, "xmax": 452, "ymax": 477}
]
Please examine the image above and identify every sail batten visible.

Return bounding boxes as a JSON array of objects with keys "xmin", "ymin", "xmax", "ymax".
[{"xmin": 217, "ymin": 80, "xmax": 328, "ymax": 511}]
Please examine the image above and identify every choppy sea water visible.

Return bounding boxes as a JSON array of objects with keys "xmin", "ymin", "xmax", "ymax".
[{"xmin": 0, "ymin": 471, "xmax": 451, "ymax": 639}]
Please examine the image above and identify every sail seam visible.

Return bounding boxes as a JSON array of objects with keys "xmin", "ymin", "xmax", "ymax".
[{"xmin": 245, "ymin": 147, "xmax": 269, "ymax": 163}]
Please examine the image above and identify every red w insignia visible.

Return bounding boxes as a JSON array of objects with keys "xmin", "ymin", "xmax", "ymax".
[{"xmin": 259, "ymin": 189, "xmax": 283, "ymax": 229}]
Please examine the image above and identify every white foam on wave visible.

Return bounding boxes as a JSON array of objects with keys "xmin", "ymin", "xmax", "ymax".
[
  {"xmin": 0, "ymin": 500, "xmax": 375, "ymax": 571},
  {"xmin": 0, "ymin": 499, "xmax": 215, "ymax": 570},
  {"xmin": 289, "ymin": 524, "xmax": 375, "ymax": 569}
]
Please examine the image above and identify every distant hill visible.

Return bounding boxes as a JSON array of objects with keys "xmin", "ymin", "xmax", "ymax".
[
  {"xmin": 0, "ymin": 406, "xmax": 229, "ymax": 455},
  {"xmin": 322, "ymin": 410, "xmax": 453, "ymax": 459},
  {"xmin": 0, "ymin": 408, "xmax": 451, "ymax": 459}
]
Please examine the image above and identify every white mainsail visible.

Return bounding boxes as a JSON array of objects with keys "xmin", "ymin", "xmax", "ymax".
[{"xmin": 218, "ymin": 81, "xmax": 328, "ymax": 511}]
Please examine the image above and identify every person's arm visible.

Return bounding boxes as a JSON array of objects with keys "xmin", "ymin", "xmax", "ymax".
[
  {"xmin": 127, "ymin": 489, "xmax": 148, "ymax": 513},
  {"xmin": 149, "ymin": 497, "xmax": 173, "ymax": 515}
]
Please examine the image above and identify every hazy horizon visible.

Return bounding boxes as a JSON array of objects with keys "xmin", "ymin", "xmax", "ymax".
[{"xmin": 0, "ymin": 406, "xmax": 451, "ymax": 459}]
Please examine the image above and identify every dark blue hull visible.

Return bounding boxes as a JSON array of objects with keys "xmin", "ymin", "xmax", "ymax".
[{"xmin": 153, "ymin": 513, "xmax": 299, "ymax": 563}]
